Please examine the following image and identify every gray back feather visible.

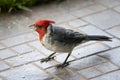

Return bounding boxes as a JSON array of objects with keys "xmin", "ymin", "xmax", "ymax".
[{"xmin": 46, "ymin": 25, "xmax": 85, "ymax": 45}]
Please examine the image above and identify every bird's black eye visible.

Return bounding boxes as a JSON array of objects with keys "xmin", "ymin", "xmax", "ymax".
[{"xmin": 37, "ymin": 26, "xmax": 42, "ymax": 28}]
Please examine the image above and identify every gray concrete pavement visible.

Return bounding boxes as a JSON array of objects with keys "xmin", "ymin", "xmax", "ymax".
[{"xmin": 0, "ymin": 0, "xmax": 120, "ymax": 80}]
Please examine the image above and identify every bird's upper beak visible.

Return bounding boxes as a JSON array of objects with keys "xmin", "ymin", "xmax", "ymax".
[{"xmin": 28, "ymin": 24, "xmax": 37, "ymax": 30}]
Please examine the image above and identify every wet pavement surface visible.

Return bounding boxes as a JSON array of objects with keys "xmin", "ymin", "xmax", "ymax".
[{"xmin": 0, "ymin": 0, "xmax": 120, "ymax": 80}]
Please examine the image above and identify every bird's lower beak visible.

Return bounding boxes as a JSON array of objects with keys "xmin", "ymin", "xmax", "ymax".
[{"xmin": 28, "ymin": 24, "xmax": 37, "ymax": 30}]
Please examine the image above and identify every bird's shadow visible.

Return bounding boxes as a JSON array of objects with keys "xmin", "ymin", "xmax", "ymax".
[{"xmin": 66, "ymin": 55, "xmax": 108, "ymax": 71}]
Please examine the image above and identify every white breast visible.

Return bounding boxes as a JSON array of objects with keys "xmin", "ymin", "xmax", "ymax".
[{"xmin": 42, "ymin": 34, "xmax": 74, "ymax": 53}]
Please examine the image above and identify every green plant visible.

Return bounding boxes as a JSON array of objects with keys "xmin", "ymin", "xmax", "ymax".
[
  {"xmin": 0, "ymin": 0, "xmax": 34, "ymax": 12},
  {"xmin": 0, "ymin": 0, "xmax": 64, "ymax": 13}
]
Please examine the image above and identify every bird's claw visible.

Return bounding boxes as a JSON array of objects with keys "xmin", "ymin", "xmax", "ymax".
[
  {"xmin": 40, "ymin": 56, "xmax": 55, "ymax": 63},
  {"xmin": 56, "ymin": 62, "xmax": 70, "ymax": 68}
]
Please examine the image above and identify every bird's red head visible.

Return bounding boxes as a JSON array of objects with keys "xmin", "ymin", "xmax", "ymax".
[
  {"xmin": 30, "ymin": 19, "xmax": 55, "ymax": 41},
  {"xmin": 35, "ymin": 19, "xmax": 55, "ymax": 28}
]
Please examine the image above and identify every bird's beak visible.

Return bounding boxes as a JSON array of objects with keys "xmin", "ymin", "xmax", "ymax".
[{"xmin": 28, "ymin": 24, "xmax": 37, "ymax": 30}]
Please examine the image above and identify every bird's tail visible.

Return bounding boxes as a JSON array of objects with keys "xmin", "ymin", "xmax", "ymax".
[{"xmin": 85, "ymin": 35, "xmax": 112, "ymax": 41}]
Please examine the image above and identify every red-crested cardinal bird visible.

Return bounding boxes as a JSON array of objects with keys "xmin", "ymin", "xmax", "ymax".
[{"xmin": 29, "ymin": 19, "xmax": 111, "ymax": 68}]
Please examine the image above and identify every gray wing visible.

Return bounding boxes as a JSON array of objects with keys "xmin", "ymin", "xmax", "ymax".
[{"xmin": 46, "ymin": 25, "xmax": 86, "ymax": 45}]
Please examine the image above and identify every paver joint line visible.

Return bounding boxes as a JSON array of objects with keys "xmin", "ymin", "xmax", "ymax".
[{"xmin": 0, "ymin": 0, "xmax": 120, "ymax": 80}]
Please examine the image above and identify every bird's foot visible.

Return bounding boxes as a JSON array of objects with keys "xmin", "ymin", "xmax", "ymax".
[
  {"xmin": 56, "ymin": 62, "xmax": 70, "ymax": 68},
  {"xmin": 40, "ymin": 56, "xmax": 55, "ymax": 63}
]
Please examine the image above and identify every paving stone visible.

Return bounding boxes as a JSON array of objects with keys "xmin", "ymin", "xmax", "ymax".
[
  {"xmin": 69, "ymin": 55, "xmax": 106, "ymax": 70},
  {"xmin": 1, "ymin": 33, "xmax": 37, "ymax": 47},
  {"xmin": 78, "ymin": 67, "xmax": 102, "ymax": 79},
  {"xmin": 106, "ymin": 26, "xmax": 120, "ymax": 38},
  {"xmin": 31, "ymin": 3, "xmax": 71, "ymax": 20},
  {"xmin": 0, "ymin": 16, "xmax": 31, "ymax": 40},
  {"xmin": 29, "ymin": 41, "xmax": 53, "ymax": 55},
  {"xmin": 114, "ymin": 5, "xmax": 120, "ymax": 12},
  {"xmin": 50, "ymin": 78, "xmax": 58, "ymax": 80},
  {"xmin": 55, "ymin": 53, "xmax": 75, "ymax": 63},
  {"xmin": 0, "ymin": 78, "xmax": 2, "ymax": 80},
  {"xmin": 103, "ymin": 38, "xmax": 120, "ymax": 48},
  {"xmin": 75, "ymin": 41, "xmax": 97, "ymax": 50},
  {"xmin": 0, "ymin": 61, "xmax": 10, "ymax": 71},
  {"xmin": 57, "ymin": 22, "xmax": 72, "ymax": 29},
  {"xmin": 12, "ymin": 44, "xmax": 34, "ymax": 54},
  {"xmin": 83, "ymin": 10, "xmax": 120, "ymax": 30},
  {"xmin": 73, "ymin": 41, "xmax": 92, "ymax": 50},
  {"xmin": 59, "ymin": 0, "xmax": 94, "ymax": 12},
  {"xmin": 68, "ymin": 19, "xmax": 88, "ymax": 28},
  {"xmin": 5, "ymin": 50, "xmax": 45, "ymax": 66},
  {"xmin": 90, "ymin": 70, "xmax": 120, "ymax": 80},
  {"xmin": 34, "ymin": 61, "xmax": 58, "ymax": 69},
  {"xmin": 79, "ymin": 25, "xmax": 111, "ymax": 37},
  {"xmin": 71, "ymin": 4, "xmax": 106, "ymax": 17},
  {"xmin": 99, "ymin": 47, "xmax": 120, "ymax": 66},
  {"xmin": 0, "ymin": 64, "xmax": 52, "ymax": 80},
  {"xmin": 53, "ymin": 14, "xmax": 76, "ymax": 24},
  {"xmin": 0, "ymin": 77, "xmax": 4, "ymax": 80},
  {"xmin": 95, "ymin": 62, "xmax": 119, "ymax": 73},
  {"xmin": 0, "ymin": 49, "xmax": 16, "ymax": 59},
  {"xmin": 72, "ymin": 43, "xmax": 109, "ymax": 58},
  {"xmin": 32, "ymin": 3, "xmax": 68, "ymax": 17},
  {"xmin": 47, "ymin": 67, "xmax": 85, "ymax": 80},
  {"xmin": 0, "ymin": 44, "xmax": 5, "ymax": 50},
  {"xmin": 95, "ymin": 0, "xmax": 120, "ymax": 7},
  {"xmin": 0, "ymin": 75, "xmax": 6, "ymax": 80},
  {"xmin": 44, "ymin": 77, "xmax": 55, "ymax": 80}
]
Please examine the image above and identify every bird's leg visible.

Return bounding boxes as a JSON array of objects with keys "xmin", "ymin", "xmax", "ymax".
[
  {"xmin": 57, "ymin": 52, "xmax": 71, "ymax": 68},
  {"xmin": 41, "ymin": 52, "xmax": 56, "ymax": 63}
]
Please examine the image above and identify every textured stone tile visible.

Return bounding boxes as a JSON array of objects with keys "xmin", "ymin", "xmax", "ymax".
[
  {"xmin": 106, "ymin": 26, "xmax": 120, "ymax": 38},
  {"xmin": 79, "ymin": 25, "xmax": 111, "ymax": 37},
  {"xmin": 59, "ymin": 0, "xmax": 94, "ymax": 12},
  {"xmin": 78, "ymin": 67, "xmax": 102, "ymax": 79},
  {"xmin": 51, "ymin": 78, "xmax": 58, "ymax": 80},
  {"xmin": 0, "ymin": 61, "xmax": 9, "ymax": 71},
  {"xmin": 53, "ymin": 14, "xmax": 76, "ymax": 24},
  {"xmin": 0, "ymin": 10, "xmax": 34, "ymax": 40},
  {"xmin": 12, "ymin": 44, "xmax": 34, "ymax": 54},
  {"xmin": 0, "ymin": 77, "xmax": 4, "ymax": 80},
  {"xmin": 103, "ymin": 38, "xmax": 120, "ymax": 48},
  {"xmin": 55, "ymin": 53, "xmax": 75, "ymax": 63},
  {"xmin": 0, "ymin": 44, "xmax": 5, "ymax": 49},
  {"xmin": 0, "ymin": 49, "xmax": 16, "ymax": 59},
  {"xmin": 72, "ymin": 43, "xmax": 109, "ymax": 58},
  {"xmin": 69, "ymin": 55, "xmax": 106, "ymax": 70},
  {"xmin": 75, "ymin": 41, "xmax": 97, "ymax": 49},
  {"xmin": 1, "ymin": 33, "xmax": 37, "ymax": 47},
  {"xmin": 83, "ymin": 10, "xmax": 120, "ymax": 29},
  {"xmin": 0, "ymin": 64, "xmax": 51, "ymax": 80},
  {"xmin": 68, "ymin": 19, "xmax": 88, "ymax": 28},
  {"xmin": 0, "ymin": 77, "xmax": 2, "ymax": 80},
  {"xmin": 5, "ymin": 50, "xmax": 45, "ymax": 66},
  {"xmin": 114, "ymin": 5, "xmax": 120, "ymax": 12},
  {"xmin": 29, "ymin": 41, "xmax": 53, "ymax": 55},
  {"xmin": 95, "ymin": 0, "xmax": 120, "ymax": 7},
  {"xmin": 71, "ymin": 4, "xmax": 106, "ymax": 17},
  {"xmin": 99, "ymin": 47, "xmax": 120, "ymax": 66},
  {"xmin": 34, "ymin": 61, "xmax": 57, "ymax": 69},
  {"xmin": 95, "ymin": 62, "xmax": 119, "ymax": 73},
  {"xmin": 90, "ymin": 70, "xmax": 120, "ymax": 80},
  {"xmin": 0, "ymin": 20, "xmax": 30, "ymax": 40},
  {"xmin": 47, "ymin": 67, "xmax": 85, "ymax": 80},
  {"xmin": 57, "ymin": 22, "xmax": 72, "ymax": 29}
]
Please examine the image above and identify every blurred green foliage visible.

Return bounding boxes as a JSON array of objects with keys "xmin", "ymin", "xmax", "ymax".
[{"xmin": 0, "ymin": 0, "xmax": 64, "ymax": 13}]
